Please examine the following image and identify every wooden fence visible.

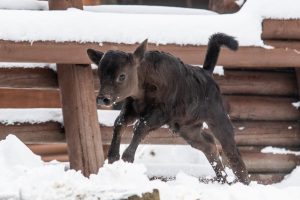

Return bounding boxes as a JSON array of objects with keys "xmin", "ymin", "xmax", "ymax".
[{"xmin": 0, "ymin": 0, "xmax": 299, "ymax": 184}]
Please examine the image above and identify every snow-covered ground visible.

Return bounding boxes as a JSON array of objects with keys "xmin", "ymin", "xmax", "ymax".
[
  {"xmin": 0, "ymin": 135, "xmax": 300, "ymax": 200},
  {"xmin": 0, "ymin": 0, "xmax": 299, "ymax": 46}
]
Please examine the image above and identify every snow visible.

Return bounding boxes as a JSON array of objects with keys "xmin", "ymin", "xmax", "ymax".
[
  {"xmin": 0, "ymin": 109, "xmax": 121, "ymax": 126},
  {"xmin": 292, "ymin": 101, "xmax": 300, "ymax": 109},
  {"xmin": 0, "ymin": 0, "xmax": 47, "ymax": 10},
  {"xmin": 1, "ymin": 135, "xmax": 300, "ymax": 200},
  {"xmin": 0, "ymin": 1, "xmax": 217, "ymax": 15},
  {"xmin": 85, "ymin": 5, "xmax": 217, "ymax": 15},
  {"xmin": 0, "ymin": 0, "xmax": 299, "ymax": 47},
  {"xmin": 261, "ymin": 146, "xmax": 300, "ymax": 156},
  {"xmin": 235, "ymin": 0, "xmax": 245, "ymax": 7},
  {"xmin": 0, "ymin": 62, "xmax": 57, "ymax": 70}
]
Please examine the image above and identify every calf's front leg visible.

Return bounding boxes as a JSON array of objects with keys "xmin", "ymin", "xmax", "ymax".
[
  {"xmin": 122, "ymin": 108, "xmax": 166, "ymax": 163},
  {"xmin": 108, "ymin": 98, "xmax": 137, "ymax": 163}
]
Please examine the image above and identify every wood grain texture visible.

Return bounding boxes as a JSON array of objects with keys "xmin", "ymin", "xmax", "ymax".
[
  {"xmin": 224, "ymin": 96, "xmax": 299, "ymax": 121},
  {"xmin": 215, "ymin": 70, "xmax": 298, "ymax": 96},
  {"xmin": 57, "ymin": 64, "xmax": 104, "ymax": 176},
  {"xmin": 2, "ymin": 121, "xmax": 299, "ymax": 147},
  {"xmin": 0, "ymin": 122, "xmax": 65, "ymax": 144},
  {"xmin": 1, "ymin": 40, "xmax": 300, "ymax": 67},
  {"xmin": 0, "ymin": 68, "xmax": 58, "ymax": 88},
  {"xmin": 1, "ymin": 89, "xmax": 297, "ymax": 120},
  {"xmin": 0, "ymin": 88, "xmax": 61, "ymax": 108},
  {"xmin": 1, "ymin": 68, "xmax": 297, "ymax": 97},
  {"xmin": 262, "ymin": 19, "xmax": 300, "ymax": 40}
]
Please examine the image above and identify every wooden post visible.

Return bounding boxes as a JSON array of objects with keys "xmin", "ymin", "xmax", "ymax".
[
  {"xmin": 209, "ymin": 0, "xmax": 240, "ymax": 13},
  {"xmin": 296, "ymin": 68, "xmax": 300, "ymax": 105},
  {"xmin": 49, "ymin": 0, "xmax": 104, "ymax": 177}
]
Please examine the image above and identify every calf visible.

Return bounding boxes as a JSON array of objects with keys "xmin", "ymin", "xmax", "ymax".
[{"xmin": 87, "ymin": 33, "xmax": 250, "ymax": 184}]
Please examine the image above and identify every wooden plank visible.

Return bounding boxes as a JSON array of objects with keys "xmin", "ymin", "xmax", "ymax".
[
  {"xmin": 262, "ymin": 19, "xmax": 300, "ymax": 40},
  {"xmin": 50, "ymin": 0, "xmax": 104, "ymax": 177},
  {"xmin": 1, "ymin": 68, "xmax": 297, "ymax": 97},
  {"xmin": 1, "ymin": 40, "xmax": 300, "ymax": 67}
]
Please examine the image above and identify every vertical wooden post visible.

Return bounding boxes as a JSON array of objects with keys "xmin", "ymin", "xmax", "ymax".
[
  {"xmin": 49, "ymin": 0, "xmax": 104, "ymax": 177},
  {"xmin": 296, "ymin": 68, "xmax": 300, "ymax": 103}
]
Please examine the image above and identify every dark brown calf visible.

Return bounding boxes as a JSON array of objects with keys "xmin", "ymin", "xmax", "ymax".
[{"xmin": 87, "ymin": 33, "xmax": 250, "ymax": 184}]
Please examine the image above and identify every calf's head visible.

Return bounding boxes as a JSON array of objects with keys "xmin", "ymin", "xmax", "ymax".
[{"xmin": 87, "ymin": 39, "xmax": 147, "ymax": 106}]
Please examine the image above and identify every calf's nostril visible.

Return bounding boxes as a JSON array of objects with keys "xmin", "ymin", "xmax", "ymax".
[{"xmin": 103, "ymin": 98, "xmax": 110, "ymax": 105}]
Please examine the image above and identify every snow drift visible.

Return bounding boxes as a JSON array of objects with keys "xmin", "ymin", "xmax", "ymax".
[{"xmin": 0, "ymin": 135, "xmax": 300, "ymax": 200}]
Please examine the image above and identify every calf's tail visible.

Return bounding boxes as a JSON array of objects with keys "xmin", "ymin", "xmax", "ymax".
[{"xmin": 203, "ymin": 33, "xmax": 238, "ymax": 74}]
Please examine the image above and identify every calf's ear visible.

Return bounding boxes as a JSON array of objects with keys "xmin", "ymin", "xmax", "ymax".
[
  {"xmin": 87, "ymin": 49, "xmax": 104, "ymax": 65},
  {"xmin": 133, "ymin": 39, "xmax": 148, "ymax": 61}
]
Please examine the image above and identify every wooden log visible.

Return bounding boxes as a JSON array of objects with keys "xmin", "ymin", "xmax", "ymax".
[
  {"xmin": 0, "ymin": 88, "xmax": 60, "ymax": 108},
  {"xmin": 1, "ymin": 120, "xmax": 299, "ymax": 147},
  {"xmin": 49, "ymin": 0, "xmax": 104, "ymax": 177},
  {"xmin": 225, "ymin": 96, "xmax": 300, "ymax": 121},
  {"xmin": 48, "ymin": 0, "xmax": 83, "ymax": 10},
  {"xmin": 241, "ymin": 152, "xmax": 299, "ymax": 173},
  {"xmin": 0, "ymin": 90, "xmax": 297, "ymax": 120},
  {"xmin": 43, "ymin": 154, "xmax": 69, "ymax": 162},
  {"xmin": 83, "ymin": 0, "xmax": 101, "ymax": 5},
  {"xmin": 1, "ymin": 68, "xmax": 297, "ymax": 97},
  {"xmin": 0, "ymin": 122, "xmax": 65, "ymax": 144},
  {"xmin": 262, "ymin": 19, "xmax": 300, "ymax": 40},
  {"xmin": 0, "ymin": 68, "xmax": 58, "ymax": 88},
  {"xmin": 233, "ymin": 121, "xmax": 300, "ymax": 147},
  {"xmin": 29, "ymin": 143, "xmax": 68, "ymax": 155},
  {"xmin": 215, "ymin": 70, "xmax": 297, "ymax": 96},
  {"xmin": 265, "ymin": 40, "xmax": 300, "ymax": 50},
  {"xmin": 1, "ymin": 39, "xmax": 300, "ymax": 67},
  {"xmin": 249, "ymin": 173, "xmax": 285, "ymax": 185}
]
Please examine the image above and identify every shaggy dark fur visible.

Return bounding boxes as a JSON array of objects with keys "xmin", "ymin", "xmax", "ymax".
[{"xmin": 87, "ymin": 33, "xmax": 250, "ymax": 184}]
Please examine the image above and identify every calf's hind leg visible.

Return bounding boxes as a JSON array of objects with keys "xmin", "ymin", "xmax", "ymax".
[
  {"xmin": 208, "ymin": 112, "xmax": 250, "ymax": 184},
  {"xmin": 179, "ymin": 126, "xmax": 227, "ymax": 183}
]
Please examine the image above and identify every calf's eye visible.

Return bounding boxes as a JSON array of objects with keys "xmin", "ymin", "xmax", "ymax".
[{"xmin": 117, "ymin": 74, "xmax": 126, "ymax": 82}]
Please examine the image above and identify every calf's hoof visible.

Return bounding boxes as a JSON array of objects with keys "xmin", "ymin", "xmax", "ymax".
[
  {"xmin": 121, "ymin": 151, "xmax": 135, "ymax": 163},
  {"xmin": 108, "ymin": 154, "xmax": 120, "ymax": 164}
]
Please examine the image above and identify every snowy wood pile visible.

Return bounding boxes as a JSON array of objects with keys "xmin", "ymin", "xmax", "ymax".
[{"xmin": 0, "ymin": 0, "xmax": 300, "ymax": 186}]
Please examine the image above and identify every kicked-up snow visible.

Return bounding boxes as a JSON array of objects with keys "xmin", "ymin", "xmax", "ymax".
[{"xmin": 0, "ymin": 135, "xmax": 300, "ymax": 200}]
